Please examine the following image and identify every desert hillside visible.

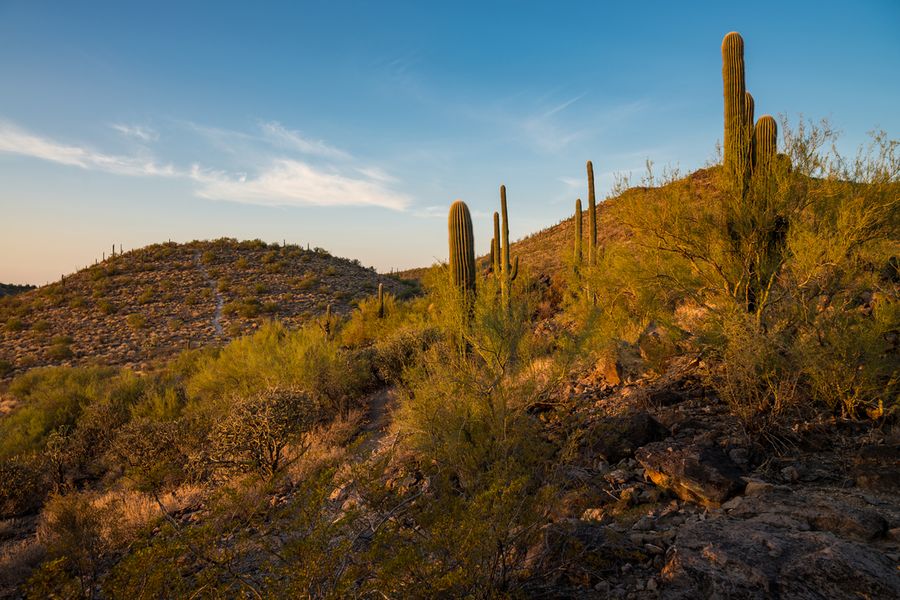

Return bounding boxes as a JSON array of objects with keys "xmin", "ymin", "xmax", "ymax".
[{"xmin": 0, "ymin": 239, "xmax": 416, "ymax": 380}]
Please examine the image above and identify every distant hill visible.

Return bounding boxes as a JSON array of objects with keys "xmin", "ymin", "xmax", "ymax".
[
  {"xmin": 399, "ymin": 167, "xmax": 722, "ymax": 282},
  {"xmin": 0, "ymin": 283, "xmax": 36, "ymax": 298},
  {"xmin": 0, "ymin": 239, "xmax": 417, "ymax": 380}
]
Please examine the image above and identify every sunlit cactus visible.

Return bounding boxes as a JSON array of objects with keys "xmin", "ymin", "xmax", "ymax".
[
  {"xmin": 744, "ymin": 91, "xmax": 755, "ymax": 142},
  {"xmin": 574, "ymin": 198, "xmax": 583, "ymax": 267},
  {"xmin": 377, "ymin": 282, "xmax": 384, "ymax": 318},
  {"xmin": 587, "ymin": 160, "xmax": 597, "ymax": 265},
  {"xmin": 448, "ymin": 200, "xmax": 476, "ymax": 295},
  {"xmin": 722, "ymin": 32, "xmax": 748, "ymax": 183},
  {"xmin": 499, "ymin": 185, "xmax": 519, "ymax": 307},
  {"xmin": 493, "ymin": 211, "xmax": 501, "ymax": 276},
  {"xmin": 752, "ymin": 115, "xmax": 778, "ymax": 173}
]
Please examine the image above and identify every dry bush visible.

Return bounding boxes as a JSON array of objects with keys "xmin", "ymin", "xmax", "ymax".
[{"xmin": 207, "ymin": 388, "xmax": 323, "ymax": 479}]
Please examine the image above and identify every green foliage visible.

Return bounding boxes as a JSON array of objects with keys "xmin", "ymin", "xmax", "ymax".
[
  {"xmin": 47, "ymin": 342, "xmax": 73, "ymax": 361},
  {"xmin": 125, "ymin": 313, "xmax": 147, "ymax": 330},
  {"xmin": 6, "ymin": 316, "xmax": 26, "ymax": 332},
  {"xmin": 0, "ymin": 367, "xmax": 139, "ymax": 459},
  {"xmin": 187, "ymin": 321, "xmax": 373, "ymax": 418},
  {"xmin": 0, "ymin": 455, "xmax": 45, "ymax": 517}
]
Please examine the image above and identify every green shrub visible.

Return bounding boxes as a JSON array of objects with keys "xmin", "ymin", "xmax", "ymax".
[
  {"xmin": 137, "ymin": 289, "xmax": 155, "ymax": 305},
  {"xmin": 6, "ymin": 316, "xmax": 26, "ymax": 332},
  {"xmin": 0, "ymin": 366, "xmax": 140, "ymax": 459},
  {"xmin": 187, "ymin": 321, "xmax": 373, "ymax": 419},
  {"xmin": 47, "ymin": 343, "xmax": 73, "ymax": 361},
  {"xmin": 0, "ymin": 455, "xmax": 46, "ymax": 517},
  {"xmin": 33, "ymin": 319, "xmax": 51, "ymax": 333},
  {"xmin": 126, "ymin": 313, "xmax": 147, "ymax": 330}
]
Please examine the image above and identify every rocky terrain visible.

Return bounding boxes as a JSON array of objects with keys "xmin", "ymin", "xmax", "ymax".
[
  {"xmin": 0, "ymin": 239, "xmax": 415, "ymax": 381},
  {"xmin": 526, "ymin": 357, "xmax": 900, "ymax": 598}
]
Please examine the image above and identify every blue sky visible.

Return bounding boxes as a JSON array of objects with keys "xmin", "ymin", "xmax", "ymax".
[{"xmin": 1, "ymin": 0, "xmax": 898, "ymax": 284}]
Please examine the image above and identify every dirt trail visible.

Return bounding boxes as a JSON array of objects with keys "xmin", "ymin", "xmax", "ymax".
[
  {"xmin": 193, "ymin": 251, "xmax": 224, "ymax": 337},
  {"xmin": 356, "ymin": 387, "xmax": 397, "ymax": 458}
]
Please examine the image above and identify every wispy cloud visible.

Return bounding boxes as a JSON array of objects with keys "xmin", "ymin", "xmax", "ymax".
[
  {"xmin": 258, "ymin": 121, "xmax": 350, "ymax": 160},
  {"xmin": 0, "ymin": 119, "xmax": 408, "ymax": 210},
  {"xmin": 111, "ymin": 123, "xmax": 159, "ymax": 142},
  {"xmin": 0, "ymin": 121, "xmax": 176, "ymax": 176},
  {"xmin": 190, "ymin": 160, "xmax": 409, "ymax": 210}
]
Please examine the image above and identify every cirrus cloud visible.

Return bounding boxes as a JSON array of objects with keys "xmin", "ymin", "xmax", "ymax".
[{"xmin": 0, "ymin": 119, "xmax": 409, "ymax": 211}]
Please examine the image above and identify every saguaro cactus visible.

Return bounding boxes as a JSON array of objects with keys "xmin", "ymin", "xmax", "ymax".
[
  {"xmin": 377, "ymin": 282, "xmax": 385, "ymax": 318},
  {"xmin": 499, "ymin": 185, "xmax": 519, "ymax": 307},
  {"xmin": 492, "ymin": 211, "xmax": 501, "ymax": 276},
  {"xmin": 448, "ymin": 200, "xmax": 476, "ymax": 295},
  {"xmin": 574, "ymin": 198, "xmax": 583, "ymax": 267},
  {"xmin": 587, "ymin": 161, "xmax": 597, "ymax": 265},
  {"xmin": 752, "ymin": 115, "xmax": 777, "ymax": 173},
  {"xmin": 722, "ymin": 32, "xmax": 748, "ymax": 183}
]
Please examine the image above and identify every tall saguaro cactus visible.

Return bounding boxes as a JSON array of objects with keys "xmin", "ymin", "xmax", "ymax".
[
  {"xmin": 722, "ymin": 32, "xmax": 748, "ymax": 184},
  {"xmin": 574, "ymin": 198, "xmax": 583, "ymax": 267},
  {"xmin": 492, "ymin": 211, "xmax": 501, "ymax": 276},
  {"xmin": 448, "ymin": 200, "xmax": 476, "ymax": 295},
  {"xmin": 587, "ymin": 161, "xmax": 597, "ymax": 265},
  {"xmin": 499, "ymin": 185, "xmax": 519, "ymax": 307},
  {"xmin": 752, "ymin": 115, "xmax": 777, "ymax": 173}
]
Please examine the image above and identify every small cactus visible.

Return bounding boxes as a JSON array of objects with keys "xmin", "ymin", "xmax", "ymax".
[
  {"xmin": 752, "ymin": 115, "xmax": 778, "ymax": 173},
  {"xmin": 492, "ymin": 211, "xmax": 501, "ymax": 276},
  {"xmin": 448, "ymin": 200, "xmax": 476, "ymax": 295},
  {"xmin": 722, "ymin": 32, "xmax": 749, "ymax": 184},
  {"xmin": 377, "ymin": 283, "xmax": 385, "ymax": 318},
  {"xmin": 587, "ymin": 161, "xmax": 597, "ymax": 265},
  {"xmin": 322, "ymin": 303, "xmax": 333, "ymax": 336},
  {"xmin": 574, "ymin": 198, "xmax": 583, "ymax": 267},
  {"xmin": 489, "ymin": 237, "xmax": 496, "ymax": 273}
]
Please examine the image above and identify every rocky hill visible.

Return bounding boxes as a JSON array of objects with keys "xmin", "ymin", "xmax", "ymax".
[{"xmin": 0, "ymin": 239, "xmax": 416, "ymax": 381}]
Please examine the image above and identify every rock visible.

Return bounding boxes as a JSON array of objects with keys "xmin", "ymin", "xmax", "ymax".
[
  {"xmin": 584, "ymin": 410, "xmax": 670, "ymax": 464},
  {"xmin": 852, "ymin": 443, "xmax": 900, "ymax": 493},
  {"xmin": 743, "ymin": 479, "xmax": 774, "ymax": 496},
  {"xmin": 729, "ymin": 490, "xmax": 888, "ymax": 542},
  {"xmin": 781, "ymin": 465, "xmax": 801, "ymax": 482},
  {"xmin": 605, "ymin": 469, "xmax": 632, "ymax": 486},
  {"xmin": 637, "ymin": 321, "xmax": 679, "ymax": 366},
  {"xmin": 635, "ymin": 442, "xmax": 745, "ymax": 507},
  {"xmin": 728, "ymin": 447, "xmax": 749, "ymax": 467},
  {"xmin": 526, "ymin": 519, "xmax": 640, "ymax": 587},
  {"xmin": 582, "ymin": 508, "xmax": 607, "ymax": 522},
  {"xmin": 661, "ymin": 517, "xmax": 900, "ymax": 599}
]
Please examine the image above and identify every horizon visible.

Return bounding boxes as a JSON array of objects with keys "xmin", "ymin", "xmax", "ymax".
[{"xmin": 1, "ymin": 0, "xmax": 898, "ymax": 285}]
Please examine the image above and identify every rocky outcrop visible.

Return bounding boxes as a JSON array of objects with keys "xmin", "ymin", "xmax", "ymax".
[
  {"xmin": 636, "ymin": 442, "xmax": 745, "ymax": 507},
  {"xmin": 661, "ymin": 489, "xmax": 898, "ymax": 599}
]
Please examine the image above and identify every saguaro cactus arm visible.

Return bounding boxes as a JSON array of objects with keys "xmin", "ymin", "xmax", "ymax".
[{"xmin": 752, "ymin": 115, "xmax": 778, "ymax": 173}]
